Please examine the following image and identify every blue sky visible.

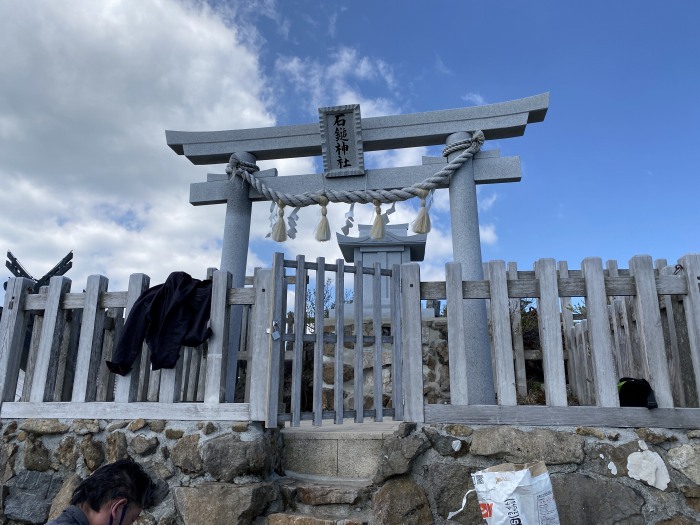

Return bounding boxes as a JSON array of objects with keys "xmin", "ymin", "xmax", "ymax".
[{"xmin": 1, "ymin": 0, "xmax": 699, "ymax": 302}]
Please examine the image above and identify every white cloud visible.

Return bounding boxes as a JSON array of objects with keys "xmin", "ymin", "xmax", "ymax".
[
  {"xmin": 274, "ymin": 47, "xmax": 397, "ymax": 117},
  {"xmin": 0, "ymin": 0, "xmax": 274, "ymax": 297},
  {"xmin": 480, "ymin": 223, "xmax": 498, "ymax": 245},
  {"xmin": 478, "ymin": 191, "xmax": 498, "ymax": 212},
  {"xmin": 434, "ymin": 55, "xmax": 452, "ymax": 75},
  {"xmin": 462, "ymin": 92, "xmax": 486, "ymax": 106}
]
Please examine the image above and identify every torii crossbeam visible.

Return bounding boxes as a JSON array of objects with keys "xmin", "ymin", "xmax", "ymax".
[{"xmin": 166, "ymin": 93, "xmax": 549, "ymax": 404}]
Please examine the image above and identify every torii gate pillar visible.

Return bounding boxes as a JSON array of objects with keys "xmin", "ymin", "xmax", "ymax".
[
  {"xmin": 220, "ymin": 152, "xmax": 255, "ymax": 401},
  {"xmin": 447, "ymin": 132, "xmax": 496, "ymax": 404}
]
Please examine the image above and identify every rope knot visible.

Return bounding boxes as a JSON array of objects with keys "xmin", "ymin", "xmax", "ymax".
[
  {"xmin": 226, "ymin": 153, "xmax": 260, "ymax": 176},
  {"xmin": 442, "ymin": 130, "xmax": 485, "ymax": 157}
]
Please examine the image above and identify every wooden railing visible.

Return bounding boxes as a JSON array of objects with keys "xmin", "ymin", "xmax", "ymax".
[{"xmin": 1, "ymin": 253, "xmax": 699, "ymax": 429}]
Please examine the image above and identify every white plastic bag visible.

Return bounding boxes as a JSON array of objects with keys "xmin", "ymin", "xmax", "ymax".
[{"xmin": 448, "ymin": 461, "xmax": 560, "ymax": 524}]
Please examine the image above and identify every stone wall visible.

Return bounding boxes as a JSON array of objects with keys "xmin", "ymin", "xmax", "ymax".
[
  {"xmin": 2, "ymin": 417, "xmax": 699, "ymax": 524},
  {"xmin": 0, "ymin": 418, "xmax": 284, "ymax": 524}
]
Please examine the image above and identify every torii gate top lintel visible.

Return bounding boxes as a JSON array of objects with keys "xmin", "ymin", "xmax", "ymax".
[{"xmin": 166, "ymin": 93, "xmax": 549, "ymax": 165}]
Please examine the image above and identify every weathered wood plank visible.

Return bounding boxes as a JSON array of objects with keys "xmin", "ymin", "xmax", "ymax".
[
  {"xmin": 679, "ymin": 254, "xmax": 700, "ymax": 404},
  {"xmin": 401, "ymin": 263, "xmax": 424, "ymax": 422},
  {"xmin": 21, "ymin": 312, "xmax": 44, "ymax": 402},
  {"xmin": 372, "ymin": 262, "xmax": 383, "ymax": 422},
  {"xmin": 353, "ymin": 259, "xmax": 364, "ymax": 423},
  {"xmin": 629, "ymin": 256, "xmax": 673, "ymax": 407},
  {"xmin": 248, "ymin": 269, "xmax": 272, "ymax": 422},
  {"xmin": 30, "ymin": 277, "xmax": 71, "ymax": 402},
  {"xmin": 158, "ymin": 366, "xmax": 180, "ymax": 404},
  {"xmin": 419, "ymin": 275, "xmax": 687, "ymax": 301},
  {"xmin": 581, "ymin": 258, "xmax": 618, "ymax": 407},
  {"xmin": 291, "ymin": 256, "xmax": 307, "ymax": 427},
  {"xmin": 334, "ymin": 259, "xmax": 345, "ymax": 425},
  {"xmin": 226, "ymin": 287, "xmax": 256, "ymax": 306},
  {"xmin": 72, "ymin": 275, "xmax": 108, "ymax": 402},
  {"xmin": 313, "ymin": 258, "xmax": 326, "ymax": 426},
  {"xmin": 487, "ymin": 261, "xmax": 517, "ymax": 405},
  {"xmin": 558, "ymin": 262, "xmax": 578, "ymax": 401},
  {"xmin": 658, "ymin": 263, "xmax": 686, "ymax": 407},
  {"xmin": 0, "ymin": 401, "xmax": 250, "ymax": 421},
  {"xmin": 391, "ymin": 264, "xmax": 404, "ymax": 420},
  {"xmin": 534, "ymin": 259, "xmax": 567, "ymax": 406},
  {"xmin": 96, "ymin": 309, "xmax": 122, "ymax": 402},
  {"xmin": 424, "ymin": 404, "xmax": 700, "ymax": 429},
  {"xmin": 509, "ymin": 263, "xmax": 527, "ymax": 398},
  {"xmin": 114, "ymin": 274, "xmax": 150, "ymax": 403},
  {"xmin": 266, "ymin": 253, "xmax": 286, "ymax": 428},
  {"xmin": 0, "ymin": 278, "xmax": 34, "ymax": 403},
  {"xmin": 204, "ymin": 270, "xmax": 232, "ymax": 404},
  {"xmin": 445, "ymin": 262, "xmax": 469, "ymax": 404}
]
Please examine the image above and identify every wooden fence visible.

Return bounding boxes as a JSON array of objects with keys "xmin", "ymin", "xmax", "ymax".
[{"xmin": 1, "ymin": 253, "xmax": 699, "ymax": 428}]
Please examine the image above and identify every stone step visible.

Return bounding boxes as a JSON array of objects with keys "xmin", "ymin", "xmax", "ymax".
[
  {"xmin": 281, "ymin": 420, "xmax": 399, "ymax": 481},
  {"xmin": 272, "ymin": 476, "xmax": 373, "ymax": 525}
]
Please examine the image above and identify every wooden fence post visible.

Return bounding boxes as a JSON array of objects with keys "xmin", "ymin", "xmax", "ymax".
[
  {"xmin": 313, "ymin": 258, "xmax": 326, "ymax": 425},
  {"xmin": 509, "ymin": 262, "xmax": 527, "ymax": 397},
  {"xmin": 203, "ymin": 270, "xmax": 232, "ymax": 404},
  {"xmin": 581, "ymin": 258, "xmax": 618, "ymax": 407},
  {"xmin": 0, "ymin": 277, "xmax": 34, "ymax": 403},
  {"xmin": 72, "ymin": 275, "xmax": 108, "ymax": 402},
  {"xmin": 487, "ymin": 260, "xmax": 517, "ymax": 405},
  {"xmin": 401, "ymin": 263, "xmax": 423, "ymax": 422},
  {"xmin": 534, "ymin": 259, "xmax": 568, "ymax": 406},
  {"xmin": 353, "ymin": 260, "xmax": 365, "ymax": 423},
  {"xmin": 657, "ymin": 261, "xmax": 686, "ymax": 406},
  {"xmin": 558, "ymin": 261, "xmax": 579, "ymax": 401},
  {"xmin": 679, "ymin": 253, "xmax": 700, "ymax": 403},
  {"xmin": 333, "ymin": 259, "xmax": 346, "ymax": 424},
  {"xmin": 248, "ymin": 268, "xmax": 272, "ymax": 422},
  {"xmin": 291, "ymin": 255, "xmax": 307, "ymax": 427},
  {"xmin": 30, "ymin": 276, "xmax": 71, "ymax": 402},
  {"xmin": 372, "ymin": 262, "xmax": 383, "ymax": 422},
  {"xmin": 114, "ymin": 274, "xmax": 150, "ymax": 402},
  {"xmin": 390, "ymin": 264, "xmax": 404, "ymax": 420},
  {"xmin": 445, "ymin": 262, "xmax": 469, "ymax": 404},
  {"xmin": 629, "ymin": 255, "xmax": 673, "ymax": 407}
]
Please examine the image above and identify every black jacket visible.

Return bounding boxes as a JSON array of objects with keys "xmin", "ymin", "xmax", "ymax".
[
  {"xmin": 107, "ymin": 271, "xmax": 213, "ymax": 375},
  {"xmin": 46, "ymin": 505, "xmax": 89, "ymax": 525}
]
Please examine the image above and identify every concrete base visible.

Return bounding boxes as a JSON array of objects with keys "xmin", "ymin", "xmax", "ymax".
[{"xmin": 281, "ymin": 420, "xmax": 399, "ymax": 482}]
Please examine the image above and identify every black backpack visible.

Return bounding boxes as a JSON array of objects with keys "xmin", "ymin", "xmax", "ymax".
[{"xmin": 618, "ymin": 377, "xmax": 658, "ymax": 409}]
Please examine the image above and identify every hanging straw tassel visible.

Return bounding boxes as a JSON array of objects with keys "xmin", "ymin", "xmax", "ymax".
[
  {"xmin": 412, "ymin": 189, "xmax": 431, "ymax": 234},
  {"xmin": 370, "ymin": 199, "xmax": 385, "ymax": 239},
  {"xmin": 315, "ymin": 195, "xmax": 331, "ymax": 242},
  {"xmin": 271, "ymin": 202, "xmax": 287, "ymax": 242}
]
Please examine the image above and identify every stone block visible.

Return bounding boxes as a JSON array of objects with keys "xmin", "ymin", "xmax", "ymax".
[
  {"xmin": 668, "ymin": 444, "xmax": 700, "ymax": 485},
  {"xmin": 338, "ymin": 438, "xmax": 383, "ymax": 479},
  {"xmin": 173, "ymin": 482, "xmax": 276, "ymax": 525},
  {"xmin": 171, "ymin": 434, "xmax": 202, "ymax": 475},
  {"xmin": 201, "ymin": 434, "xmax": 271, "ymax": 481},
  {"xmin": 470, "ymin": 426, "xmax": 585, "ymax": 464},
  {"xmin": 19, "ymin": 419, "xmax": 69, "ymax": 435},
  {"xmin": 422, "ymin": 463, "xmax": 483, "ymax": 525},
  {"xmin": 552, "ymin": 473, "xmax": 644, "ymax": 525},
  {"xmin": 5, "ymin": 470, "xmax": 64, "ymax": 524},
  {"xmin": 80, "ymin": 434, "xmax": 105, "ymax": 471},
  {"xmin": 372, "ymin": 476, "xmax": 432, "ymax": 525},
  {"xmin": 284, "ymin": 438, "xmax": 337, "ymax": 477},
  {"xmin": 268, "ymin": 514, "xmax": 335, "ymax": 525}
]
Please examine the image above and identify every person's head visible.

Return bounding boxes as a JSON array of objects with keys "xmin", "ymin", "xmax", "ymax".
[{"xmin": 70, "ymin": 459, "xmax": 156, "ymax": 525}]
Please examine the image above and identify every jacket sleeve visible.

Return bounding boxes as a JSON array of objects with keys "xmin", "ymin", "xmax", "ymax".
[{"xmin": 106, "ymin": 286, "xmax": 159, "ymax": 375}]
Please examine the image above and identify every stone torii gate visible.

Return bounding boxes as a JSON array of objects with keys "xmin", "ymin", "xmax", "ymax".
[{"xmin": 166, "ymin": 93, "xmax": 549, "ymax": 404}]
